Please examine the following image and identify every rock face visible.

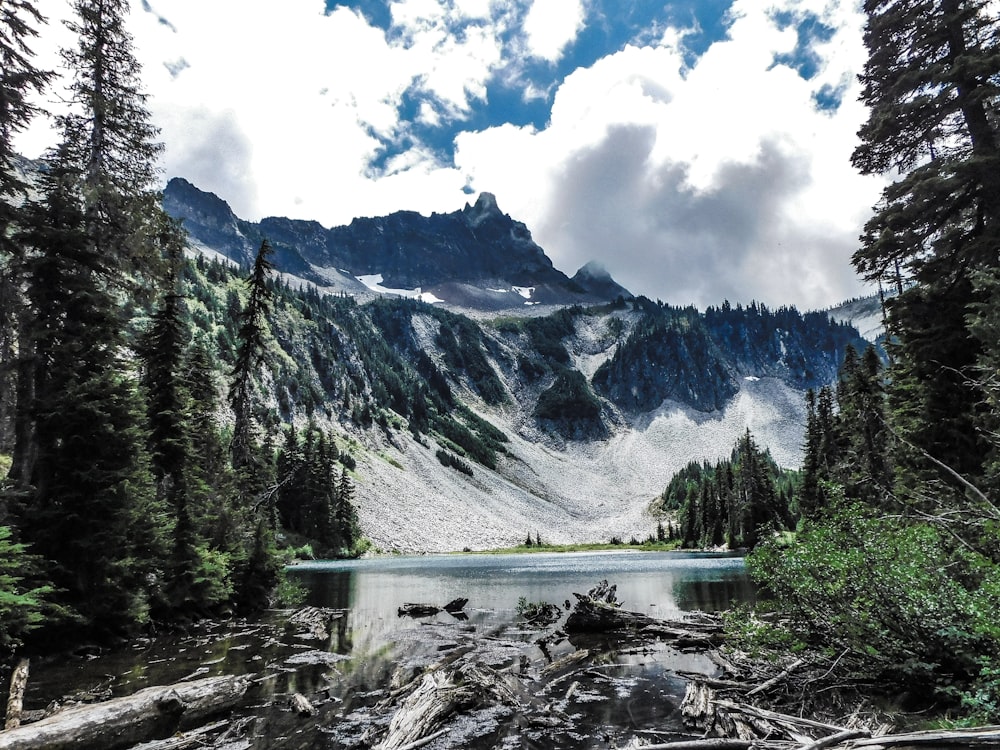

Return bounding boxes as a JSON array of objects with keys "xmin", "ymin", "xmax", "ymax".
[{"xmin": 163, "ymin": 179, "xmax": 632, "ymax": 309}]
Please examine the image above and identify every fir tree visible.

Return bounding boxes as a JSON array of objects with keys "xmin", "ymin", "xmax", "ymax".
[
  {"xmin": 17, "ymin": 152, "xmax": 166, "ymax": 636},
  {"xmin": 852, "ymin": 0, "xmax": 1000, "ymax": 492},
  {"xmin": 58, "ymin": 0, "xmax": 165, "ymax": 284},
  {"xmin": 229, "ymin": 239, "xmax": 274, "ymax": 475},
  {"xmin": 1, "ymin": 0, "xmax": 53, "ymax": 474}
]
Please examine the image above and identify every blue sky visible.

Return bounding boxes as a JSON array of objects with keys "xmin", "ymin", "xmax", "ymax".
[{"xmin": 22, "ymin": 0, "xmax": 883, "ymax": 309}]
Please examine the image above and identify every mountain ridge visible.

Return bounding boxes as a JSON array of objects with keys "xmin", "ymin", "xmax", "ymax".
[
  {"xmin": 162, "ymin": 178, "xmax": 873, "ymax": 551},
  {"xmin": 163, "ymin": 177, "xmax": 632, "ymax": 311}
]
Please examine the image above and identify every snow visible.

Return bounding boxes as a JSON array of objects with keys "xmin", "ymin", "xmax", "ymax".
[
  {"xmin": 356, "ymin": 274, "xmax": 444, "ymax": 304},
  {"xmin": 351, "ymin": 377, "xmax": 806, "ymax": 553},
  {"xmin": 513, "ymin": 286, "xmax": 535, "ymax": 300}
]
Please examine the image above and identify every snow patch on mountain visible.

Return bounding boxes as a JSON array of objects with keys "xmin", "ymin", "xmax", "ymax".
[
  {"xmin": 351, "ymin": 377, "xmax": 805, "ymax": 553},
  {"xmin": 357, "ymin": 274, "xmax": 445, "ymax": 304}
]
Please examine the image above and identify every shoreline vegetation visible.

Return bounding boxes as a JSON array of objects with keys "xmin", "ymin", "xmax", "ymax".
[{"xmin": 4, "ymin": 580, "xmax": 998, "ymax": 750}]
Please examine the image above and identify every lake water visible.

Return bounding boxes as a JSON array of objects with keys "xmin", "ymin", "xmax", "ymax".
[
  {"xmin": 290, "ymin": 549, "xmax": 752, "ymax": 620},
  {"xmin": 24, "ymin": 550, "xmax": 754, "ymax": 749}
]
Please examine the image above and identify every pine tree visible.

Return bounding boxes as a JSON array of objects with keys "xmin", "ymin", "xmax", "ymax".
[
  {"xmin": 1, "ymin": 0, "xmax": 53, "ymax": 472},
  {"xmin": 17, "ymin": 152, "xmax": 166, "ymax": 636},
  {"xmin": 0, "ymin": 0, "xmax": 52, "ymax": 232},
  {"xmin": 229, "ymin": 239, "xmax": 274, "ymax": 475},
  {"xmin": 58, "ymin": 0, "xmax": 165, "ymax": 284},
  {"xmin": 852, "ymin": 0, "xmax": 1000, "ymax": 491},
  {"xmin": 837, "ymin": 345, "xmax": 890, "ymax": 504},
  {"xmin": 335, "ymin": 466, "xmax": 359, "ymax": 555},
  {"xmin": 141, "ymin": 220, "xmax": 189, "ymax": 493}
]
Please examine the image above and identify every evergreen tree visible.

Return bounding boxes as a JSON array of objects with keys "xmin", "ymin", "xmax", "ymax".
[
  {"xmin": 229, "ymin": 239, "xmax": 274, "ymax": 475},
  {"xmin": 852, "ymin": 0, "xmax": 1000, "ymax": 492},
  {"xmin": 335, "ymin": 466, "xmax": 359, "ymax": 555},
  {"xmin": 58, "ymin": 0, "xmax": 164, "ymax": 283},
  {"xmin": 837, "ymin": 345, "xmax": 890, "ymax": 504},
  {"xmin": 1, "ymin": 0, "xmax": 53, "ymax": 473},
  {"xmin": 0, "ymin": 525, "xmax": 51, "ymax": 653},
  {"xmin": 17, "ymin": 152, "xmax": 166, "ymax": 636},
  {"xmin": 141, "ymin": 220, "xmax": 189, "ymax": 493},
  {"xmin": 800, "ymin": 389, "xmax": 823, "ymax": 516}
]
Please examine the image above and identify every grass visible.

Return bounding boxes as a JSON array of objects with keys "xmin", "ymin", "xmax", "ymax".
[{"xmin": 472, "ymin": 540, "xmax": 683, "ymax": 555}]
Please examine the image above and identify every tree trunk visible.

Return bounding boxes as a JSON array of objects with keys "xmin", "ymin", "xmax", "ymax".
[
  {"xmin": 3, "ymin": 660, "xmax": 29, "ymax": 730},
  {"xmin": 0, "ymin": 675, "xmax": 250, "ymax": 750}
]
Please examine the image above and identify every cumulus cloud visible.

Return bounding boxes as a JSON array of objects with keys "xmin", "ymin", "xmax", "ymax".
[
  {"xmin": 16, "ymin": 0, "xmax": 885, "ymax": 309},
  {"xmin": 523, "ymin": 0, "xmax": 587, "ymax": 62},
  {"xmin": 457, "ymin": 0, "xmax": 884, "ymax": 309}
]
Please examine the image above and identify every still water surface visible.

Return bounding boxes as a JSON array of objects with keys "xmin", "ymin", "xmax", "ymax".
[
  {"xmin": 26, "ymin": 551, "xmax": 754, "ymax": 749},
  {"xmin": 291, "ymin": 549, "xmax": 752, "ymax": 619}
]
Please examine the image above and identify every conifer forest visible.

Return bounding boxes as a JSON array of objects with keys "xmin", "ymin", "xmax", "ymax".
[{"xmin": 1, "ymin": 0, "xmax": 1000, "ymax": 740}]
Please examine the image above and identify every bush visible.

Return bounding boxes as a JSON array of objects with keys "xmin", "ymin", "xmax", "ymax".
[{"xmin": 747, "ymin": 499, "xmax": 1000, "ymax": 711}]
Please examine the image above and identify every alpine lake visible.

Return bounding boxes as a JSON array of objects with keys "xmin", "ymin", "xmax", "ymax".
[{"xmin": 22, "ymin": 550, "xmax": 754, "ymax": 749}]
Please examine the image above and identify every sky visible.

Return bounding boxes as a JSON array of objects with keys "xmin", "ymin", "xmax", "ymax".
[{"xmin": 18, "ymin": 0, "xmax": 887, "ymax": 310}]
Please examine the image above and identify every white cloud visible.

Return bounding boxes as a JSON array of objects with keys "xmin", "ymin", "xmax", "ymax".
[
  {"xmin": 523, "ymin": 0, "xmax": 587, "ymax": 62},
  {"xmin": 456, "ymin": 0, "xmax": 884, "ymax": 309},
  {"xmin": 15, "ymin": 0, "xmax": 885, "ymax": 310}
]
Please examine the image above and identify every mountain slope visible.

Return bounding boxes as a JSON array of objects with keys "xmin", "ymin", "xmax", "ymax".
[
  {"xmin": 164, "ymin": 178, "xmax": 630, "ymax": 311},
  {"xmin": 166, "ymin": 182, "xmax": 872, "ymax": 552},
  {"xmin": 179, "ymin": 252, "xmax": 868, "ymax": 552}
]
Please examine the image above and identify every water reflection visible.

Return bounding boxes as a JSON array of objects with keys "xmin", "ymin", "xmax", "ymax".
[
  {"xmin": 289, "ymin": 550, "xmax": 751, "ymax": 620},
  {"xmin": 25, "ymin": 551, "xmax": 755, "ymax": 750}
]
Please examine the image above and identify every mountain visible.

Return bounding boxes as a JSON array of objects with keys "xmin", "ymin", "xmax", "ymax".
[
  {"xmin": 162, "ymin": 179, "xmax": 872, "ymax": 553},
  {"xmin": 826, "ymin": 294, "xmax": 886, "ymax": 342},
  {"xmin": 163, "ymin": 178, "xmax": 631, "ymax": 311}
]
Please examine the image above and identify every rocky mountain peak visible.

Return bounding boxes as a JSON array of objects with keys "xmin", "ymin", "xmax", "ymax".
[
  {"xmin": 463, "ymin": 192, "xmax": 502, "ymax": 227},
  {"xmin": 163, "ymin": 178, "xmax": 634, "ymax": 310}
]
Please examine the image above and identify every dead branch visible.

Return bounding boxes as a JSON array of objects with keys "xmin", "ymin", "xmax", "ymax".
[
  {"xmin": 747, "ymin": 658, "xmax": 805, "ymax": 697},
  {"xmin": 4, "ymin": 660, "xmax": 29, "ymax": 731}
]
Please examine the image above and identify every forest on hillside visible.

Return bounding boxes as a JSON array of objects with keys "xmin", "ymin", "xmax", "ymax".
[
  {"xmin": 728, "ymin": 0, "xmax": 1000, "ymax": 723},
  {"xmin": 1, "ymin": 0, "xmax": 1000, "ymax": 730}
]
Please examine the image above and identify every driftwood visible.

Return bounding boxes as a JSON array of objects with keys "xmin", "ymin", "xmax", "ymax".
[
  {"xmin": 565, "ymin": 580, "xmax": 723, "ymax": 647},
  {"xmin": 0, "ymin": 675, "xmax": 250, "ymax": 750},
  {"xmin": 847, "ymin": 725, "xmax": 1000, "ymax": 747},
  {"xmin": 746, "ymin": 658, "xmax": 804, "ymax": 696},
  {"xmin": 4, "ymin": 660, "xmax": 29, "ymax": 731},
  {"xmin": 287, "ymin": 606, "xmax": 345, "ymax": 640},
  {"xmin": 374, "ymin": 660, "xmax": 525, "ymax": 750},
  {"xmin": 634, "ymin": 741, "xmax": 757, "ymax": 750},
  {"xmin": 397, "ymin": 604, "xmax": 442, "ymax": 618},
  {"xmin": 289, "ymin": 693, "xmax": 315, "ymax": 716},
  {"xmin": 398, "ymin": 598, "xmax": 468, "ymax": 619},
  {"xmin": 124, "ymin": 720, "xmax": 229, "ymax": 750}
]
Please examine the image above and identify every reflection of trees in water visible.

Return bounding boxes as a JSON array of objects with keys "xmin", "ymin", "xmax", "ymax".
[
  {"xmin": 294, "ymin": 569, "xmax": 352, "ymax": 609},
  {"xmin": 672, "ymin": 575, "xmax": 756, "ymax": 612}
]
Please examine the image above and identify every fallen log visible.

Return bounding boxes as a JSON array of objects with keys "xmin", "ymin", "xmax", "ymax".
[
  {"xmin": 0, "ymin": 674, "xmax": 250, "ymax": 750},
  {"xmin": 398, "ymin": 604, "xmax": 441, "ymax": 618},
  {"xmin": 747, "ymin": 658, "xmax": 805, "ymax": 697},
  {"xmin": 4, "ymin": 660, "xmax": 29, "ymax": 731},
  {"xmin": 565, "ymin": 581, "xmax": 723, "ymax": 646},
  {"xmin": 287, "ymin": 606, "xmax": 345, "ymax": 640},
  {"xmin": 632, "ymin": 740, "xmax": 757, "ymax": 750},
  {"xmin": 398, "ymin": 598, "xmax": 468, "ymax": 619},
  {"xmin": 846, "ymin": 725, "xmax": 1000, "ymax": 747},
  {"xmin": 124, "ymin": 720, "xmax": 228, "ymax": 750},
  {"xmin": 375, "ymin": 655, "xmax": 531, "ymax": 750},
  {"xmin": 799, "ymin": 729, "xmax": 871, "ymax": 750}
]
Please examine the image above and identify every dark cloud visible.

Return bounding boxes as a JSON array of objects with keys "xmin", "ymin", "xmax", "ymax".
[
  {"xmin": 539, "ymin": 125, "xmax": 855, "ymax": 309},
  {"xmin": 160, "ymin": 109, "xmax": 258, "ymax": 220}
]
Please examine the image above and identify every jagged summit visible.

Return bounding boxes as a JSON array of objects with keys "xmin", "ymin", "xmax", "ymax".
[
  {"xmin": 572, "ymin": 261, "xmax": 633, "ymax": 301},
  {"xmin": 163, "ymin": 178, "xmax": 633, "ymax": 311},
  {"xmin": 463, "ymin": 191, "xmax": 501, "ymax": 221}
]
